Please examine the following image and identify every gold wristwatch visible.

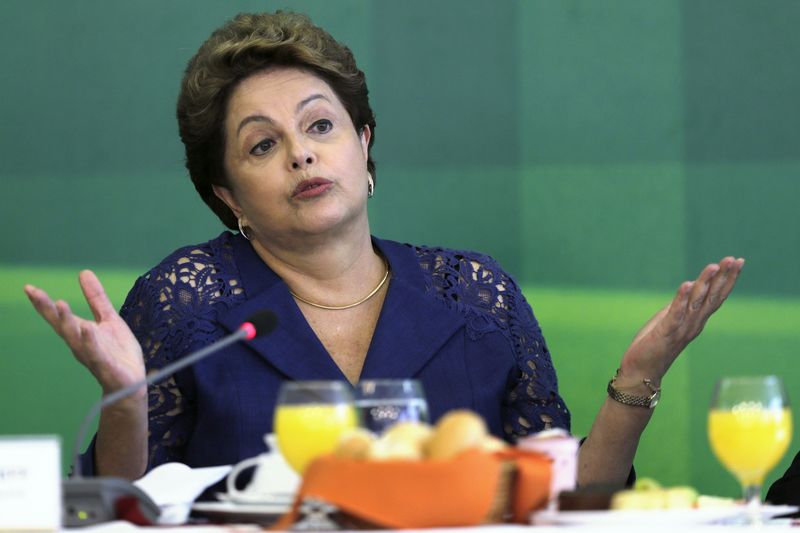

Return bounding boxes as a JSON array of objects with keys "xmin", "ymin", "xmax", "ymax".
[{"xmin": 607, "ymin": 369, "xmax": 661, "ymax": 409}]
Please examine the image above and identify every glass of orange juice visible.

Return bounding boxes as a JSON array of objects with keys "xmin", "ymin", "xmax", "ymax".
[
  {"xmin": 708, "ymin": 376, "xmax": 792, "ymax": 521},
  {"xmin": 274, "ymin": 380, "xmax": 358, "ymax": 474}
]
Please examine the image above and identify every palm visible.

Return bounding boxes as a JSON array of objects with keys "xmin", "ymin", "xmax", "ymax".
[
  {"xmin": 75, "ymin": 311, "xmax": 144, "ymax": 394},
  {"xmin": 620, "ymin": 257, "xmax": 744, "ymax": 381}
]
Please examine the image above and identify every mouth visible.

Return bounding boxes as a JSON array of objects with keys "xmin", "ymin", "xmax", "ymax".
[{"xmin": 292, "ymin": 178, "xmax": 334, "ymax": 199}]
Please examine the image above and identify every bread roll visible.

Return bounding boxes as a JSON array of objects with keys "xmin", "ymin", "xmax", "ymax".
[
  {"xmin": 610, "ymin": 485, "xmax": 698, "ymax": 510},
  {"xmin": 384, "ymin": 421, "xmax": 433, "ymax": 445},
  {"xmin": 479, "ymin": 435, "xmax": 509, "ymax": 453},
  {"xmin": 611, "ymin": 489, "xmax": 665, "ymax": 510},
  {"xmin": 426, "ymin": 410, "xmax": 488, "ymax": 460},
  {"xmin": 336, "ymin": 428, "xmax": 376, "ymax": 460},
  {"xmin": 664, "ymin": 487, "xmax": 698, "ymax": 509},
  {"xmin": 370, "ymin": 438, "xmax": 425, "ymax": 460},
  {"xmin": 368, "ymin": 422, "xmax": 429, "ymax": 460}
]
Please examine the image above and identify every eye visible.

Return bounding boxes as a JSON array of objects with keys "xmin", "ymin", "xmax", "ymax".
[
  {"xmin": 309, "ymin": 119, "xmax": 332, "ymax": 134},
  {"xmin": 250, "ymin": 138, "xmax": 275, "ymax": 156}
]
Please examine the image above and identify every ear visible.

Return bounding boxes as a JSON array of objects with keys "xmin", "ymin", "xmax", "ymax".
[
  {"xmin": 359, "ymin": 125, "xmax": 371, "ymax": 161},
  {"xmin": 212, "ymin": 185, "xmax": 243, "ymax": 219}
]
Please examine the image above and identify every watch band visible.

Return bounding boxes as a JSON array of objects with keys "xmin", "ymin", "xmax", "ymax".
[{"xmin": 607, "ymin": 369, "xmax": 661, "ymax": 409}]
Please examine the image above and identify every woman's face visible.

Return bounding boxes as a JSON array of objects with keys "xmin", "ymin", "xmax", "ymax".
[{"xmin": 217, "ymin": 67, "xmax": 371, "ymax": 244}]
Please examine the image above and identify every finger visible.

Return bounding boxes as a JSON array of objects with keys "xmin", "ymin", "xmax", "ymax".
[
  {"xmin": 687, "ymin": 263, "xmax": 720, "ymax": 312},
  {"xmin": 55, "ymin": 300, "xmax": 84, "ymax": 346},
  {"xmin": 77, "ymin": 321, "xmax": 104, "ymax": 369},
  {"xmin": 659, "ymin": 281, "xmax": 693, "ymax": 336},
  {"xmin": 703, "ymin": 257, "xmax": 739, "ymax": 312},
  {"xmin": 717, "ymin": 257, "xmax": 745, "ymax": 301},
  {"xmin": 24, "ymin": 285, "xmax": 64, "ymax": 330},
  {"xmin": 79, "ymin": 270, "xmax": 117, "ymax": 322}
]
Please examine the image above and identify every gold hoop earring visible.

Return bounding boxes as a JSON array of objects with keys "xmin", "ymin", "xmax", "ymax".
[{"xmin": 237, "ymin": 218, "xmax": 252, "ymax": 241}]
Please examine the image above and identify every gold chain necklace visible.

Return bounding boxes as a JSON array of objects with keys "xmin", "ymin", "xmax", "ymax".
[{"xmin": 290, "ymin": 259, "xmax": 390, "ymax": 310}]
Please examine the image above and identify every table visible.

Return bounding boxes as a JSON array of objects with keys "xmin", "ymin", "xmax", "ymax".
[{"xmin": 68, "ymin": 520, "xmax": 798, "ymax": 532}]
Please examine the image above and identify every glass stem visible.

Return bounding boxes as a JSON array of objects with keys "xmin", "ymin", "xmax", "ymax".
[
  {"xmin": 743, "ymin": 484, "xmax": 761, "ymax": 506},
  {"xmin": 742, "ymin": 484, "xmax": 762, "ymax": 525}
]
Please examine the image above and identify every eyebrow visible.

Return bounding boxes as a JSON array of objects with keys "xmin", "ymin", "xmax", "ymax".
[
  {"xmin": 237, "ymin": 115, "xmax": 273, "ymax": 136},
  {"xmin": 236, "ymin": 93, "xmax": 331, "ymax": 136},
  {"xmin": 297, "ymin": 93, "xmax": 329, "ymax": 113}
]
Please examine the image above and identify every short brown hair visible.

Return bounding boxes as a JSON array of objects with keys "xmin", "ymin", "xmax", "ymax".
[{"xmin": 177, "ymin": 11, "xmax": 377, "ymax": 229}]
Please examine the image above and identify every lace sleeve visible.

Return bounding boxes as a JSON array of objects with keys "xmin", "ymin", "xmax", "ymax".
[
  {"xmin": 500, "ymin": 275, "xmax": 571, "ymax": 439},
  {"xmin": 119, "ymin": 237, "xmax": 245, "ymax": 469},
  {"xmin": 120, "ymin": 272, "xmax": 195, "ymax": 468},
  {"xmin": 418, "ymin": 247, "xmax": 571, "ymax": 440}
]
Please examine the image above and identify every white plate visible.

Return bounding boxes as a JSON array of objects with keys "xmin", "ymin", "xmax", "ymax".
[
  {"xmin": 531, "ymin": 505, "xmax": 797, "ymax": 526},
  {"xmin": 193, "ymin": 500, "xmax": 291, "ymax": 513},
  {"xmin": 214, "ymin": 490, "xmax": 294, "ymax": 505},
  {"xmin": 191, "ymin": 500, "xmax": 292, "ymax": 525}
]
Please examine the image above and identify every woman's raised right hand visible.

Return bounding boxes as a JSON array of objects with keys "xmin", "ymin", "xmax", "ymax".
[{"xmin": 24, "ymin": 270, "xmax": 145, "ymax": 396}]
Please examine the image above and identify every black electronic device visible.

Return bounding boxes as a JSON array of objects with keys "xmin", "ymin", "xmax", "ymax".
[{"xmin": 63, "ymin": 477, "xmax": 161, "ymax": 527}]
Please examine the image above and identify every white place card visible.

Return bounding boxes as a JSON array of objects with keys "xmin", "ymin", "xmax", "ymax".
[{"xmin": 0, "ymin": 436, "xmax": 61, "ymax": 531}]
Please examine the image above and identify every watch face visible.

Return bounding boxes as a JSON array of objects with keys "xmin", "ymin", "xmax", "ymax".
[{"xmin": 649, "ymin": 390, "xmax": 661, "ymax": 408}]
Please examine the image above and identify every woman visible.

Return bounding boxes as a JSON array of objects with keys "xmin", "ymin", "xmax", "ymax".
[{"xmin": 24, "ymin": 11, "xmax": 743, "ymax": 486}]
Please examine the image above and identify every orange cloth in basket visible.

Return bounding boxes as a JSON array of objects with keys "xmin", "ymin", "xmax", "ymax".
[{"xmin": 273, "ymin": 448, "xmax": 552, "ymax": 529}]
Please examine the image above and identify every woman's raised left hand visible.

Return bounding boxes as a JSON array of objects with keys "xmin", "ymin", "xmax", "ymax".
[{"xmin": 616, "ymin": 256, "xmax": 745, "ymax": 385}]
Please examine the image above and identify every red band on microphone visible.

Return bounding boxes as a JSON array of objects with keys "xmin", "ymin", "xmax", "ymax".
[{"xmin": 241, "ymin": 322, "xmax": 257, "ymax": 340}]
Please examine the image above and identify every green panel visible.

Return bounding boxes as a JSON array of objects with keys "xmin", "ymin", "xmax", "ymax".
[
  {"xmin": 518, "ymin": 1, "xmax": 684, "ymax": 165},
  {"xmin": 682, "ymin": 0, "xmax": 800, "ymax": 162},
  {"xmin": 370, "ymin": 165, "xmax": 522, "ymax": 275},
  {"xmin": 0, "ymin": 174, "xmax": 220, "ymax": 269},
  {"xmin": 0, "ymin": 1, "xmax": 185, "ymax": 177},
  {"xmin": 368, "ymin": 1, "xmax": 519, "ymax": 167},
  {"xmin": 686, "ymin": 162, "xmax": 800, "ymax": 297},
  {"xmin": 521, "ymin": 164, "xmax": 686, "ymax": 290},
  {"xmin": 0, "ymin": 0, "xmax": 371, "ymax": 176}
]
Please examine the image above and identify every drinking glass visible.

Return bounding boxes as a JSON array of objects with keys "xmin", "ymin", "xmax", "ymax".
[
  {"xmin": 708, "ymin": 376, "xmax": 792, "ymax": 520},
  {"xmin": 274, "ymin": 380, "xmax": 358, "ymax": 474},
  {"xmin": 355, "ymin": 379, "xmax": 429, "ymax": 433}
]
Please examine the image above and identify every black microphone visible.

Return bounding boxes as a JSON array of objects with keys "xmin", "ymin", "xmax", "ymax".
[{"xmin": 63, "ymin": 310, "xmax": 278, "ymax": 527}]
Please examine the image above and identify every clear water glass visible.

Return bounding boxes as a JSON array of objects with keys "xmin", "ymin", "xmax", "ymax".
[{"xmin": 355, "ymin": 379, "xmax": 429, "ymax": 433}]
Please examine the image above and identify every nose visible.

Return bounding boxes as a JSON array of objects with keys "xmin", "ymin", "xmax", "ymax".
[
  {"xmin": 287, "ymin": 135, "xmax": 315, "ymax": 171},
  {"xmin": 291, "ymin": 156, "xmax": 314, "ymax": 170}
]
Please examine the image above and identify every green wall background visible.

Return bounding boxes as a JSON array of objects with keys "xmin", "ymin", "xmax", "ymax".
[{"xmin": 2, "ymin": 0, "xmax": 799, "ymax": 499}]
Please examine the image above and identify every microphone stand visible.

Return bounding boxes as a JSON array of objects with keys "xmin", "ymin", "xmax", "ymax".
[
  {"xmin": 71, "ymin": 327, "xmax": 250, "ymax": 479},
  {"xmin": 64, "ymin": 327, "xmax": 253, "ymax": 527}
]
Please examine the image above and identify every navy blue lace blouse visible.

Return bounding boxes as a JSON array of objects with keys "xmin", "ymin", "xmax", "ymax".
[{"xmin": 112, "ymin": 231, "xmax": 570, "ymax": 470}]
